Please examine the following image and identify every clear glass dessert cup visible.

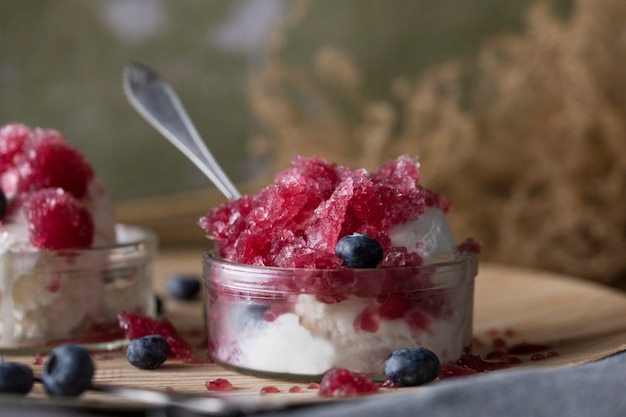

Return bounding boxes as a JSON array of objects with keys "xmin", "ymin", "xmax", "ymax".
[
  {"xmin": 0, "ymin": 224, "xmax": 157, "ymax": 353},
  {"xmin": 203, "ymin": 251, "xmax": 478, "ymax": 381}
]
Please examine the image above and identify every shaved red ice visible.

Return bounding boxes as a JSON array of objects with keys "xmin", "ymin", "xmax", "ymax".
[
  {"xmin": 24, "ymin": 188, "xmax": 94, "ymax": 249},
  {"xmin": 118, "ymin": 311, "xmax": 193, "ymax": 360},
  {"xmin": 199, "ymin": 155, "xmax": 446, "ymax": 268},
  {"xmin": 16, "ymin": 128, "xmax": 94, "ymax": 198},
  {"xmin": 318, "ymin": 367, "xmax": 379, "ymax": 397}
]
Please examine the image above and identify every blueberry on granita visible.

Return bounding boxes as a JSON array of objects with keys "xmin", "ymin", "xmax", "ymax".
[
  {"xmin": 126, "ymin": 334, "xmax": 170, "ymax": 370},
  {"xmin": 0, "ymin": 362, "xmax": 34, "ymax": 394},
  {"xmin": 335, "ymin": 233, "xmax": 384, "ymax": 268},
  {"xmin": 384, "ymin": 348, "xmax": 441, "ymax": 387},
  {"xmin": 42, "ymin": 344, "xmax": 95, "ymax": 396}
]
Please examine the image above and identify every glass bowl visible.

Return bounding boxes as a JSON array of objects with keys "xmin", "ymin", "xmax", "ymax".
[
  {"xmin": 203, "ymin": 251, "xmax": 477, "ymax": 381},
  {"xmin": 0, "ymin": 224, "xmax": 157, "ymax": 353}
]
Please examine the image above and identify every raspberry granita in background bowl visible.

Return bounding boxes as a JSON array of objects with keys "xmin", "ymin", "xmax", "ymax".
[
  {"xmin": 0, "ymin": 123, "xmax": 157, "ymax": 352},
  {"xmin": 200, "ymin": 155, "xmax": 479, "ymax": 381}
]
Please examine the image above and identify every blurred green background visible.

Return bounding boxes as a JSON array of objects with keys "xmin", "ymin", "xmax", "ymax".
[
  {"xmin": 5, "ymin": 0, "xmax": 626, "ymax": 291},
  {"xmin": 0, "ymin": 0, "xmax": 572, "ymax": 202}
]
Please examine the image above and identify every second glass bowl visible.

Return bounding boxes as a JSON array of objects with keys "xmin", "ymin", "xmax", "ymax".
[{"xmin": 0, "ymin": 224, "xmax": 157, "ymax": 353}]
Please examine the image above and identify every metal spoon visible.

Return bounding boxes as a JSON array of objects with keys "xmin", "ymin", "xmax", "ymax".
[{"xmin": 123, "ymin": 62, "xmax": 241, "ymax": 201}]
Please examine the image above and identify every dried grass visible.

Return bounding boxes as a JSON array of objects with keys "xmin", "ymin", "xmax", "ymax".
[{"xmin": 247, "ymin": 0, "xmax": 626, "ymax": 285}]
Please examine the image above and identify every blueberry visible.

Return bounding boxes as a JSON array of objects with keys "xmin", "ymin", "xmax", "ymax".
[
  {"xmin": 167, "ymin": 274, "xmax": 201, "ymax": 300},
  {"xmin": 335, "ymin": 233, "xmax": 384, "ymax": 268},
  {"xmin": 384, "ymin": 348, "xmax": 441, "ymax": 386},
  {"xmin": 0, "ymin": 362, "xmax": 34, "ymax": 395},
  {"xmin": 126, "ymin": 335, "xmax": 170, "ymax": 370},
  {"xmin": 42, "ymin": 344, "xmax": 95, "ymax": 396}
]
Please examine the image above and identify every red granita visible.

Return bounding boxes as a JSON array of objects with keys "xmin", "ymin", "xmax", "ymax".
[
  {"xmin": 117, "ymin": 311, "xmax": 193, "ymax": 360},
  {"xmin": 457, "ymin": 237, "xmax": 482, "ymax": 254},
  {"xmin": 407, "ymin": 308, "xmax": 432, "ymax": 334},
  {"xmin": 378, "ymin": 296, "xmax": 408, "ymax": 320},
  {"xmin": 205, "ymin": 378, "xmax": 234, "ymax": 391},
  {"xmin": 423, "ymin": 188, "xmax": 451, "ymax": 213},
  {"xmin": 199, "ymin": 155, "xmax": 441, "ymax": 269},
  {"xmin": 15, "ymin": 128, "xmax": 94, "ymax": 198},
  {"xmin": 353, "ymin": 303, "xmax": 380, "ymax": 333},
  {"xmin": 318, "ymin": 368, "xmax": 379, "ymax": 398},
  {"xmin": 380, "ymin": 247, "xmax": 423, "ymax": 267},
  {"xmin": 24, "ymin": 188, "xmax": 94, "ymax": 249}
]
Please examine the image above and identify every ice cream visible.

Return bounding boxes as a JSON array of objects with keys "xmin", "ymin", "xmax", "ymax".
[
  {"xmin": 200, "ymin": 155, "xmax": 478, "ymax": 377},
  {"xmin": 0, "ymin": 123, "xmax": 153, "ymax": 348}
]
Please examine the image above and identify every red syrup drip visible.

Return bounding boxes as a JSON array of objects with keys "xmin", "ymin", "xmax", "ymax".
[
  {"xmin": 260, "ymin": 386, "xmax": 281, "ymax": 395},
  {"xmin": 439, "ymin": 332, "xmax": 557, "ymax": 379},
  {"xmin": 289, "ymin": 386, "xmax": 304, "ymax": 393},
  {"xmin": 439, "ymin": 352, "xmax": 513, "ymax": 379},
  {"xmin": 205, "ymin": 378, "xmax": 234, "ymax": 392},
  {"xmin": 318, "ymin": 368, "xmax": 379, "ymax": 398}
]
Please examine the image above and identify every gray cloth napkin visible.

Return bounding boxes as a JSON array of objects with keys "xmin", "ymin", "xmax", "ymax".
[
  {"xmin": 1, "ymin": 352, "xmax": 624, "ymax": 416},
  {"xmin": 259, "ymin": 350, "xmax": 626, "ymax": 417}
]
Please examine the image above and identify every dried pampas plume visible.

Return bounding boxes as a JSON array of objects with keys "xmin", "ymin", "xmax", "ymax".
[{"xmin": 247, "ymin": 0, "xmax": 626, "ymax": 286}]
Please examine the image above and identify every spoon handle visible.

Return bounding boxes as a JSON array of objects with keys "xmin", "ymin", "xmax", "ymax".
[{"xmin": 123, "ymin": 62, "xmax": 241, "ymax": 201}]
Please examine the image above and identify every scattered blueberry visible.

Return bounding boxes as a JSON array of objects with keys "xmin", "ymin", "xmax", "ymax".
[
  {"xmin": 0, "ymin": 362, "xmax": 34, "ymax": 395},
  {"xmin": 167, "ymin": 274, "xmax": 201, "ymax": 300},
  {"xmin": 384, "ymin": 348, "xmax": 441, "ymax": 387},
  {"xmin": 335, "ymin": 233, "xmax": 384, "ymax": 268},
  {"xmin": 126, "ymin": 334, "xmax": 170, "ymax": 370},
  {"xmin": 0, "ymin": 190, "xmax": 6, "ymax": 219},
  {"xmin": 42, "ymin": 344, "xmax": 95, "ymax": 396}
]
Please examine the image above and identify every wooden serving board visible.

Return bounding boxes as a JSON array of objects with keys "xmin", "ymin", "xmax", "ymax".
[{"xmin": 4, "ymin": 250, "xmax": 626, "ymax": 412}]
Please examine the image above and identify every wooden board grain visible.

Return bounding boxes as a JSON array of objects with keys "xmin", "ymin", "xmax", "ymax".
[{"xmin": 4, "ymin": 251, "xmax": 626, "ymax": 411}]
